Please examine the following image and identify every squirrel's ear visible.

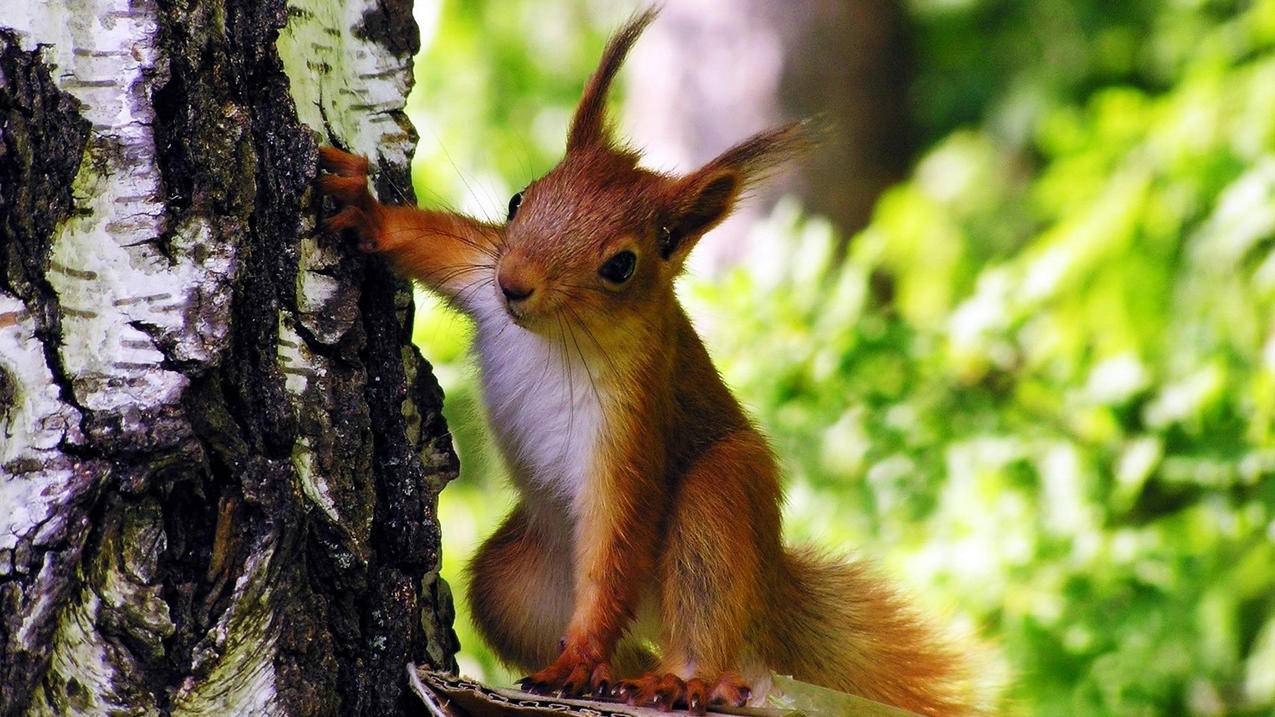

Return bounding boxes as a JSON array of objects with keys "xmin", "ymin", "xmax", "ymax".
[
  {"xmin": 660, "ymin": 120, "xmax": 814, "ymax": 261},
  {"xmin": 568, "ymin": 7, "xmax": 659, "ymax": 151},
  {"xmin": 660, "ymin": 170, "xmax": 741, "ymax": 260}
]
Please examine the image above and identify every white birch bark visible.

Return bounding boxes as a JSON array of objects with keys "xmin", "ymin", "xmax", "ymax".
[{"xmin": 0, "ymin": 1, "xmax": 458, "ymax": 715}]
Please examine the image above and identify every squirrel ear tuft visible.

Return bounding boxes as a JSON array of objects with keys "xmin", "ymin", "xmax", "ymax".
[
  {"xmin": 661, "ymin": 120, "xmax": 816, "ymax": 261},
  {"xmin": 567, "ymin": 7, "xmax": 660, "ymax": 151},
  {"xmin": 698, "ymin": 119, "xmax": 817, "ymax": 189}
]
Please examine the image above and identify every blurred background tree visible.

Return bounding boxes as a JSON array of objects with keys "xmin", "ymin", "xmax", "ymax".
[
  {"xmin": 621, "ymin": 0, "xmax": 913, "ymax": 266},
  {"xmin": 404, "ymin": 1, "xmax": 1275, "ymax": 715}
]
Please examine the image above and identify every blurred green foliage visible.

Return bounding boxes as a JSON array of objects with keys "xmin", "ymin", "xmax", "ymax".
[{"xmin": 405, "ymin": 1, "xmax": 1275, "ymax": 714}]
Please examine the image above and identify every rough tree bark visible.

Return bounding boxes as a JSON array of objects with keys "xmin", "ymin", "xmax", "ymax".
[{"xmin": 0, "ymin": 1, "xmax": 459, "ymax": 715}]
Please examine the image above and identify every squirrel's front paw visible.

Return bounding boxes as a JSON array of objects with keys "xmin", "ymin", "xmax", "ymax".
[
  {"xmin": 518, "ymin": 650, "xmax": 612, "ymax": 698},
  {"xmin": 316, "ymin": 146, "xmax": 381, "ymax": 252}
]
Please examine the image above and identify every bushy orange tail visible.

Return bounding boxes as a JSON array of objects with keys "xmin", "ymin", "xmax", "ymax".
[{"xmin": 763, "ymin": 547, "xmax": 993, "ymax": 716}]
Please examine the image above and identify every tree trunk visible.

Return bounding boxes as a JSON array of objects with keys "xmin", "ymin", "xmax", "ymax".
[{"xmin": 0, "ymin": 1, "xmax": 459, "ymax": 715}]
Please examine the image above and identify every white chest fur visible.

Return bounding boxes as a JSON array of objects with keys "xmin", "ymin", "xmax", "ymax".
[{"xmin": 473, "ymin": 313, "xmax": 605, "ymax": 508}]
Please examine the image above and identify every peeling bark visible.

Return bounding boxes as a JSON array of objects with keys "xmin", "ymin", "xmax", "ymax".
[{"xmin": 0, "ymin": 1, "xmax": 458, "ymax": 716}]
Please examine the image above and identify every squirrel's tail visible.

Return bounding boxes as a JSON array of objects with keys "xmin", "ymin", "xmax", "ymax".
[{"xmin": 761, "ymin": 546, "xmax": 994, "ymax": 716}]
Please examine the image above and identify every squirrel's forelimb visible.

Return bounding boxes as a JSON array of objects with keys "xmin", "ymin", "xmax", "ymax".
[
  {"xmin": 519, "ymin": 408, "xmax": 666, "ymax": 697},
  {"xmin": 317, "ymin": 147, "xmax": 499, "ymax": 312}
]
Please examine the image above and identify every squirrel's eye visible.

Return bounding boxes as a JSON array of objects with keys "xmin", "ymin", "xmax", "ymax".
[
  {"xmin": 598, "ymin": 250, "xmax": 637, "ymax": 284},
  {"xmin": 507, "ymin": 191, "xmax": 524, "ymax": 222}
]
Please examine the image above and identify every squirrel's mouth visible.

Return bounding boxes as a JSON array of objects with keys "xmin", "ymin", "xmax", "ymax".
[
  {"xmin": 502, "ymin": 295, "xmax": 542, "ymax": 328},
  {"xmin": 497, "ymin": 283, "xmax": 559, "ymax": 330},
  {"xmin": 504, "ymin": 304, "xmax": 529, "ymax": 325}
]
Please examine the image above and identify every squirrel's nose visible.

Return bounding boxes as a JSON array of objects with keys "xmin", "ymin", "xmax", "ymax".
[
  {"xmin": 497, "ymin": 269, "xmax": 532, "ymax": 299},
  {"xmin": 501, "ymin": 281, "xmax": 533, "ymax": 302},
  {"xmin": 497, "ymin": 254, "xmax": 540, "ymax": 305}
]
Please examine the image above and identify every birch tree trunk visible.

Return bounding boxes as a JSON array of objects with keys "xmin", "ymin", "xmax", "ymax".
[{"xmin": 0, "ymin": 1, "xmax": 459, "ymax": 715}]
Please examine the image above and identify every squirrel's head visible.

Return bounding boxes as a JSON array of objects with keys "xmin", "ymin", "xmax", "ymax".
[{"xmin": 493, "ymin": 7, "xmax": 810, "ymax": 342}]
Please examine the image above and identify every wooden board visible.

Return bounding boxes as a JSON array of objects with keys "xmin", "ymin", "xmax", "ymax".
[{"xmin": 407, "ymin": 667, "xmax": 922, "ymax": 717}]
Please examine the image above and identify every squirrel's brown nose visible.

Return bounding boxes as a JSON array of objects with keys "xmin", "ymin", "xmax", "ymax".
[
  {"xmin": 497, "ymin": 261, "xmax": 537, "ymax": 303},
  {"xmin": 501, "ymin": 281, "xmax": 533, "ymax": 302}
]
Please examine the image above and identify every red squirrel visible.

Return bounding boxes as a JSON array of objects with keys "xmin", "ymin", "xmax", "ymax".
[{"xmin": 318, "ymin": 9, "xmax": 986, "ymax": 716}]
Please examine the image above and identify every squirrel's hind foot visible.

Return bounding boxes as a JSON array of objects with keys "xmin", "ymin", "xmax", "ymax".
[{"xmin": 613, "ymin": 671, "xmax": 750, "ymax": 715}]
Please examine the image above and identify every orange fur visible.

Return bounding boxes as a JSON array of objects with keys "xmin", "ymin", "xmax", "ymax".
[
  {"xmin": 318, "ymin": 147, "xmax": 500, "ymax": 307},
  {"xmin": 317, "ymin": 8, "xmax": 991, "ymax": 716}
]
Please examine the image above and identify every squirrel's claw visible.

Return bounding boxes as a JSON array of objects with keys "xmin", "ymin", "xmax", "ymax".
[
  {"xmin": 616, "ymin": 673, "xmax": 686, "ymax": 712},
  {"xmin": 684, "ymin": 678, "xmax": 711, "ymax": 715},
  {"xmin": 518, "ymin": 652, "xmax": 609, "ymax": 700},
  {"xmin": 590, "ymin": 663, "xmax": 613, "ymax": 698},
  {"xmin": 709, "ymin": 673, "xmax": 750, "ymax": 707},
  {"xmin": 516, "ymin": 675, "xmax": 550, "ymax": 695},
  {"xmin": 560, "ymin": 662, "xmax": 592, "ymax": 696}
]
